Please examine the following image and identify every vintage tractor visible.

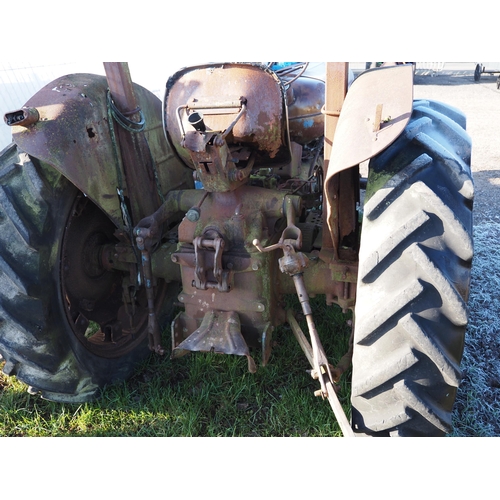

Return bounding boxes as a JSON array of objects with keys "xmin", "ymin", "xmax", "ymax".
[{"xmin": 0, "ymin": 62, "xmax": 473, "ymax": 436}]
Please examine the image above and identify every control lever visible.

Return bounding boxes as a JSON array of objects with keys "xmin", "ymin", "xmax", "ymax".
[
  {"xmin": 253, "ymin": 201, "xmax": 354, "ymax": 437},
  {"xmin": 135, "ymin": 226, "xmax": 164, "ymax": 355}
]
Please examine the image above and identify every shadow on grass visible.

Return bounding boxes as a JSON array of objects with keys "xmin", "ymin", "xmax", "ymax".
[{"xmin": 0, "ymin": 297, "xmax": 352, "ymax": 437}]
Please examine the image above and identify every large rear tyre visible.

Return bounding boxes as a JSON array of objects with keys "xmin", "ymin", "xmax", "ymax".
[
  {"xmin": 0, "ymin": 143, "xmax": 172, "ymax": 402},
  {"xmin": 351, "ymin": 100, "xmax": 474, "ymax": 436}
]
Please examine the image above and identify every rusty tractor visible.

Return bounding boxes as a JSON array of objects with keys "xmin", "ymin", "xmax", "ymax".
[{"xmin": 0, "ymin": 62, "xmax": 473, "ymax": 436}]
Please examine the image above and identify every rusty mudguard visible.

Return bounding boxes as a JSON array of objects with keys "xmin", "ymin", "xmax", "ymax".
[
  {"xmin": 6, "ymin": 73, "xmax": 191, "ymax": 229},
  {"xmin": 324, "ymin": 64, "xmax": 414, "ymax": 243}
]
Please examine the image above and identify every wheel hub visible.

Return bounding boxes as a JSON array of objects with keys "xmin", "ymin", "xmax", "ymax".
[{"xmin": 60, "ymin": 193, "xmax": 165, "ymax": 358}]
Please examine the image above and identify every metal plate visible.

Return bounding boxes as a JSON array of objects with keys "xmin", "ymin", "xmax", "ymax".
[{"xmin": 327, "ymin": 64, "xmax": 414, "ymax": 177}]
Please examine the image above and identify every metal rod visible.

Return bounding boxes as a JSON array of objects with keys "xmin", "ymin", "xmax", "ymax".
[
  {"xmin": 322, "ymin": 63, "xmax": 348, "ymax": 256},
  {"xmin": 290, "ymin": 273, "xmax": 354, "ymax": 437},
  {"xmin": 286, "ymin": 309, "xmax": 314, "ymax": 368}
]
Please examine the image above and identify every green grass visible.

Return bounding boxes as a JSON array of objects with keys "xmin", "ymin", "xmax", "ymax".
[{"xmin": 0, "ymin": 296, "xmax": 353, "ymax": 437}]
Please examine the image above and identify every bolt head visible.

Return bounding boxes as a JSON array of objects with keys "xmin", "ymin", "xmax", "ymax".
[{"xmin": 186, "ymin": 207, "xmax": 201, "ymax": 222}]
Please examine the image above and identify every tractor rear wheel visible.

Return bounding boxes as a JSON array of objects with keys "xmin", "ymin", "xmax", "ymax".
[
  {"xmin": 351, "ymin": 100, "xmax": 474, "ymax": 436},
  {"xmin": 0, "ymin": 143, "xmax": 172, "ymax": 402}
]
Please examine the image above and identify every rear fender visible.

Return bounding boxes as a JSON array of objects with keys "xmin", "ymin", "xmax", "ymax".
[
  {"xmin": 326, "ymin": 64, "xmax": 414, "ymax": 176},
  {"xmin": 324, "ymin": 64, "xmax": 414, "ymax": 237},
  {"xmin": 7, "ymin": 73, "xmax": 189, "ymax": 228}
]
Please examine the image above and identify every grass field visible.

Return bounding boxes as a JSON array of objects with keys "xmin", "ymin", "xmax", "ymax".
[
  {"xmin": 0, "ymin": 296, "xmax": 352, "ymax": 437},
  {"xmin": 1, "ymin": 219, "xmax": 499, "ymax": 437}
]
